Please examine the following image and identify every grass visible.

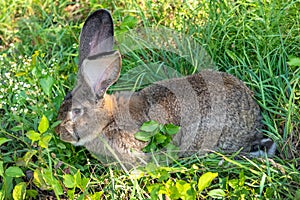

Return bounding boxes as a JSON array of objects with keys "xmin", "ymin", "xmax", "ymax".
[{"xmin": 0, "ymin": 0, "xmax": 299, "ymax": 199}]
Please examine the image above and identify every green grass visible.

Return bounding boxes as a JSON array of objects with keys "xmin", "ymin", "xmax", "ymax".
[{"xmin": 0, "ymin": 0, "xmax": 299, "ymax": 199}]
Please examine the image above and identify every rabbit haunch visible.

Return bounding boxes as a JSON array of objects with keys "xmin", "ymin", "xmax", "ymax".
[{"xmin": 55, "ymin": 9, "xmax": 275, "ymax": 168}]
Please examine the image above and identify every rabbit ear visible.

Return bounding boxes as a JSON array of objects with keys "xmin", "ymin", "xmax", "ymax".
[
  {"xmin": 79, "ymin": 9, "xmax": 114, "ymax": 68},
  {"xmin": 81, "ymin": 51, "xmax": 121, "ymax": 98}
]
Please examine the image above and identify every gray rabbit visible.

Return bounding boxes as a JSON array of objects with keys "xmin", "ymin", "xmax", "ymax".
[{"xmin": 55, "ymin": 9, "xmax": 275, "ymax": 169}]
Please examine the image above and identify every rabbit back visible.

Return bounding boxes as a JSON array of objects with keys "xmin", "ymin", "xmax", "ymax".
[{"xmin": 138, "ymin": 70, "xmax": 263, "ymax": 156}]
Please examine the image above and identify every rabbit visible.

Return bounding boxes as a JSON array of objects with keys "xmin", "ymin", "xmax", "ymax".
[{"xmin": 55, "ymin": 9, "xmax": 276, "ymax": 169}]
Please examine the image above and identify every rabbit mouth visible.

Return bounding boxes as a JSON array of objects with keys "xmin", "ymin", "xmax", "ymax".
[
  {"xmin": 60, "ymin": 125, "xmax": 99, "ymax": 146},
  {"xmin": 57, "ymin": 124, "xmax": 80, "ymax": 144},
  {"xmin": 59, "ymin": 132, "xmax": 79, "ymax": 144}
]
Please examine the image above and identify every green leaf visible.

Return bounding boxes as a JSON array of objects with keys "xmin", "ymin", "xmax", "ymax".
[
  {"xmin": 26, "ymin": 130, "xmax": 40, "ymax": 142},
  {"xmin": 10, "ymin": 126, "xmax": 23, "ymax": 132},
  {"xmin": 134, "ymin": 131, "xmax": 152, "ymax": 142},
  {"xmin": 57, "ymin": 142, "xmax": 66, "ymax": 149},
  {"xmin": 43, "ymin": 169, "xmax": 63, "ymax": 196},
  {"xmin": 67, "ymin": 189, "xmax": 75, "ymax": 200},
  {"xmin": 145, "ymin": 163, "xmax": 158, "ymax": 174},
  {"xmin": 74, "ymin": 170, "xmax": 82, "ymax": 188},
  {"xmin": 79, "ymin": 178, "xmax": 89, "ymax": 190},
  {"xmin": 287, "ymin": 56, "xmax": 300, "ymax": 67},
  {"xmin": 143, "ymin": 141, "xmax": 157, "ymax": 153},
  {"xmin": 16, "ymin": 150, "xmax": 37, "ymax": 167},
  {"xmin": 198, "ymin": 172, "xmax": 218, "ymax": 192},
  {"xmin": 40, "ymin": 76, "xmax": 54, "ymax": 96},
  {"xmin": 91, "ymin": 191, "xmax": 104, "ymax": 200},
  {"xmin": 38, "ymin": 134, "xmax": 52, "ymax": 148},
  {"xmin": 63, "ymin": 174, "xmax": 76, "ymax": 188},
  {"xmin": 50, "ymin": 120, "xmax": 62, "ymax": 129},
  {"xmin": 140, "ymin": 120, "xmax": 159, "ymax": 132},
  {"xmin": 147, "ymin": 184, "xmax": 162, "ymax": 200},
  {"xmin": 228, "ymin": 179, "xmax": 239, "ymax": 189},
  {"xmin": 77, "ymin": 193, "xmax": 85, "ymax": 200},
  {"xmin": 38, "ymin": 115, "xmax": 49, "ymax": 134},
  {"xmin": 53, "ymin": 182, "xmax": 63, "ymax": 196},
  {"xmin": 26, "ymin": 190, "xmax": 38, "ymax": 199},
  {"xmin": 259, "ymin": 173, "xmax": 267, "ymax": 197},
  {"xmin": 239, "ymin": 170, "xmax": 245, "ymax": 186},
  {"xmin": 2, "ymin": 176, "xmax": 13, "ymax": 199},
  {"xmin": 15, "ymin": 71, "xmax": 26, "ymax": 77},
  {"xmin": 33, "ymin": 169, "xmax": 51, "ymax": 190},
  {"xmin": 5, "ymin": 167, "xmax": 24, "ymax": 178},
  {"xmin": 0, "ymin": 190, "xmax": 4, "ymax": 200},
  {"xmin": 161, "ymin": 136, "xmax": 172, "ymax": 146},
  {"xmin": 164, "ymin": 124, "xmax": 180, "ymax": 135},
  {"xmin": 157, "ymin": 169, "xmax": 170, "ymax": 182},
  {"xmin": 0, "ymin": 161, "xmax": 3, "ymax": 177},
  {"xmin": 154, "ymin": 133, "xmax": 167, "ymax": 144},
  {"xmin": 165, "ymin": 179, "xmax": 179, "ymax": 199},
  {"xmin": 175, "ymin": 180, "xmax": 196, "ymax": 200},
  {"xmin": 207, "ymin": 189, "xmax": 226, "ymax": 198},
  {"xmin": 0, "ymin": 138, "xmax": 11, "ymax": 146},
  {"xmin": 13, "ymin": 182, "xmax": 26, "ymax": 200},
  {"xmin": 295, "ymin": 188, "xmax": 300, "ymax": 200}
]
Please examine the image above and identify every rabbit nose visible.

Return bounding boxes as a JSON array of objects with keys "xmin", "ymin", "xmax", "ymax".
[{"xmin": 66, "ymin": 111, "xmax": 72, "ymax": 121}]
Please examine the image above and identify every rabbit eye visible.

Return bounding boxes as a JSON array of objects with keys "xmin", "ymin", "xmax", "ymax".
[{"xmin": 72, "ymin": 108, "xmax": 83, "ymax": 116}]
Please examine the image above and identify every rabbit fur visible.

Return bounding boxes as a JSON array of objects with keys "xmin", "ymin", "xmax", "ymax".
[{"xmin": 55, "ymin": 9, "xmax": 275, "ymax": 168}]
